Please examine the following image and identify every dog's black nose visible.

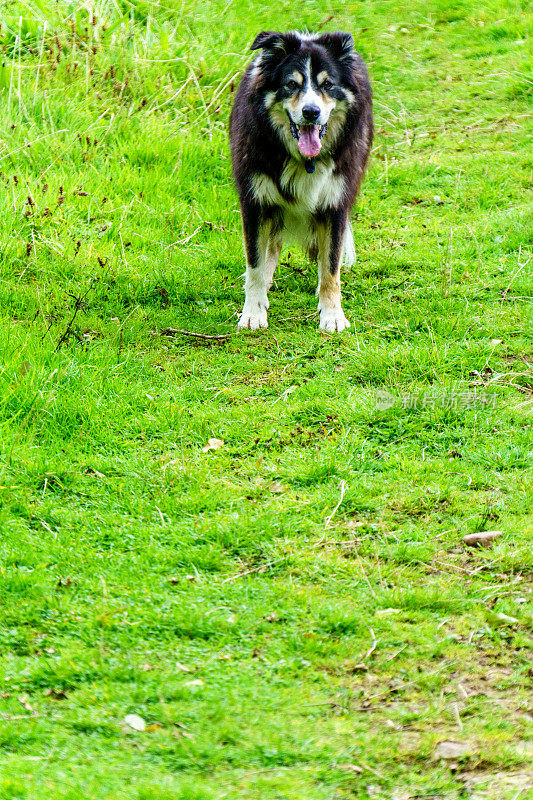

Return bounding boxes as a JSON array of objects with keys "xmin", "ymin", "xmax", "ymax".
[{"xmin": 302, "ymin": 105, "xmax": 320, "ymax": 122}]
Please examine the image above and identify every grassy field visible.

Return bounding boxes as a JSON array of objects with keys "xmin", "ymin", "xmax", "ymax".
[{"xmin": 0, "ymin": 0, "xmax": 532, "ymax": 798}]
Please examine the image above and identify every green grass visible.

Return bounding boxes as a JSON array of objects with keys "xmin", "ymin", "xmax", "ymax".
[{"xmin": 0, "ymin": 0, "xmax": 532, "ymax": 798}]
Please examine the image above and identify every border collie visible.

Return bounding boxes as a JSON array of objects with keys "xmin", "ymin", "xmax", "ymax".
[{"xmin": 229, "ymin": 30, "xmax": 373, "ymax": 332}]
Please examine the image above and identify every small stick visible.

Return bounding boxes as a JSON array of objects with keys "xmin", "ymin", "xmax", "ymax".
[
  {"xmin": 358, "ymin": 760, "xmax": 386, "ymax": 781},
  {"xmin": 452, "ymin": 702, "xmax": 463, "ymax": 731},
  {"xmin": 431, "ymin": 559, "xmax": 470, "ymax": 574},
  {"xmin": 386, "ymin": 644, "xmax": 408, "ymax": 662},
  {"xmin": 270, "ymin": 332, "xmax": 280, "ymax": 353},
  {"xmin": 161, "ymin": 328, "xmax": 230, "ymax": 341},
  {"xmin": 324, "ymin": 480, "xmax": 347, "ymax": 529},
  {"xmin": 365, "ymin": 627, "xmax": 377, "ymax": 661}
]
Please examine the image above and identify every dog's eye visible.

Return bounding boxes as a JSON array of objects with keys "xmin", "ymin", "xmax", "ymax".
[
  {"xmin": 286, "ymin": 80, "xmax": 299, "ymax": 90},
  {"xmin": 321, "ymin": 79, "xmax": 333, "ymax": 90}
]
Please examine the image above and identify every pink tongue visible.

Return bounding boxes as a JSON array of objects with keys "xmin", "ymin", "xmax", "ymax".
[{"xmin": 298, "ymin": 125, "xmax": 321, "ymax": 158}]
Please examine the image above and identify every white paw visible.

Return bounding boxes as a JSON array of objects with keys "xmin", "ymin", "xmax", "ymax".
[
  {"xmin": 238, "ymin": 302, "xmax": 268, "ymax": 330},
  {"xmin": 318, "ymin": 307, "xmax": 351, "ymax": 333}
]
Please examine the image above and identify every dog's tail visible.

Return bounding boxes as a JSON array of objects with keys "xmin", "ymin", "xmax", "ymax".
[{"xmin": 343, "ymin": 220, "xmax": 356, "ymax": 267}]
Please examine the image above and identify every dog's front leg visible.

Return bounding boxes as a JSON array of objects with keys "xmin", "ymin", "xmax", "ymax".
[
  {"xmin": 316, "ymin": 209, "xmax": 351, "ymax": 333},
  {"xmin": 238, "ymin": 202, "xmax": 270, "ymax": 330}
]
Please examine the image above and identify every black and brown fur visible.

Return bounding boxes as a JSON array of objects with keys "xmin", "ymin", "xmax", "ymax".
[{"xmin": 230, "ymin": 30, "xmax": 373, "ymax": 332}]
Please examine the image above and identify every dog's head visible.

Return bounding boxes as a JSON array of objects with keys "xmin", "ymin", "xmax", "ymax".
[{"xmin": 251, "ymin": 30, "xmax": 357, "ymax": 158}]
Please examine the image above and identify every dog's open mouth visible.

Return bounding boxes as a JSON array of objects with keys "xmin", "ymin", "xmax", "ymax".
[{"xmin": 290, "ymin": 119, "xmax": 327, "ymax": 158}]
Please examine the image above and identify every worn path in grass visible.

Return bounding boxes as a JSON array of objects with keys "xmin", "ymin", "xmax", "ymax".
[{"xmin": 0, "ymin": 1, "xmax": 532, "ymax": 798}]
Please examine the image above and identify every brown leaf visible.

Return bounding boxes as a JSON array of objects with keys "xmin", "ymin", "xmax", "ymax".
[
  {"xmin": 463, "ymin": 530, "xmax": 503, "ymax": 547},
  {"xmin": 17, "ymin": 694, "xmax": 35, "ymax": 712},
  {"xmin": 202, "ymin": 438, "xmax": 224, "ymax": 453},
  {"xmin": 339, "ymin": 763, "xmax": 364, "ymax": 774},
  {"xmin": 84, "ymin": 467, "xmax": 106, "ymax": 479},
  {"xmin": 44, "ymin": 688, "xmax": 67, "ymax": 700}
]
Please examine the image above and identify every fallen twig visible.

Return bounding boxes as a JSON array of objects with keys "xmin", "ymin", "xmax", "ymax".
[
  {"xmin": 431, "ymin": 559, "xmax": 470, "ymax": 574},
  {"xmin": 452, "ymin": 702, "xmax": 463, "ymax": 731},
  {"xmin": 358, "ymin": 760, "xmax": 386, "ymax": 781},
  {"xmin": 160, "ymin": 328, "xmax": 230, "ymax": 342},
  {"xmin": 324, "ymin": 480, "xmax": 347, "ymax": 529},
  {"xmin": 365, "ymin": 627, "xmax": 377, "ymax": 661},
  {"xmin": 386, "ymin": 644, "xmax": 408, "ymax": 662}
]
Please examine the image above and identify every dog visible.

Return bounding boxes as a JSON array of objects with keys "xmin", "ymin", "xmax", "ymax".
[{"xmin": 229, "ymin": 30, "xmax": 373, "ymax": 332}]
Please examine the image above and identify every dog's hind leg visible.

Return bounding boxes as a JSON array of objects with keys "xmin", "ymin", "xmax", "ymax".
[
  {"xmin": 343, "ymin": 220, "xmax": 356, "ymax": 267},
  {"xmin": 316, "ymin": 210, "xmax": 351, "ymax": 333},
  {"xmin": 307, "ymin": 232, "xmax": 319, "ymax": 264},
  {"xmin": 265, "ymin": 227, "xmax": 282, "ymax": 290},
  {"xmin": 238, "ymin": 204, "xmax": 271, "ymax": 330}
]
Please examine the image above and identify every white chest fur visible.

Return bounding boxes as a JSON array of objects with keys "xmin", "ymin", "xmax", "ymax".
[{"xmin": 251, "ymin": 159, "xmax": 346, "ymax": 214}]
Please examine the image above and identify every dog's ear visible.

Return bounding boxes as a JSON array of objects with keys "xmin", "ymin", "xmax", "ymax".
[
  {"xmin": 250, "ymin": 31, "xmax": 283, "ymax": 51},
  {"xmin": 250, "ymin": 31, "xmax": 300, "ymax": 54},
  {"xmin": 316, "ymin": 31, "xmax": 354, "ymax": 61}
]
